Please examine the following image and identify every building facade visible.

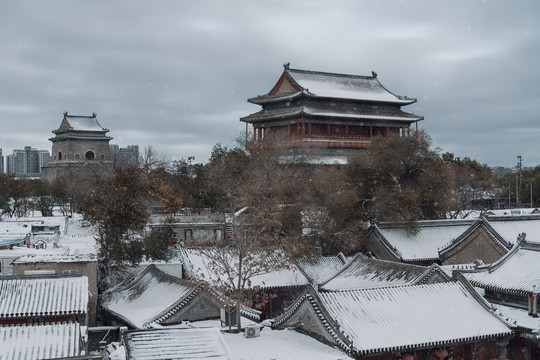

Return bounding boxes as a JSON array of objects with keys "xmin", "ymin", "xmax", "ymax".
[
  {"xmin": 12, "ymin": 254, "xmax": 98, "ymax": 326},
  {"xmin": 5, "ymin": 146, "xmax": 51, "ymax": 178},
  {"xmin": 110, "ymin": 144, "xmax": 139, "ymax": 167},
  {"xmin": 0, "ymin": 148, "xmax": 3, "ymax": 173},
  {"xmin": 241, "ymin": 64, "xmax": 423, "ymax": 157},
  {"xmin": 41, "ymin": 112, "xmax": 114, "ymax": 181}
]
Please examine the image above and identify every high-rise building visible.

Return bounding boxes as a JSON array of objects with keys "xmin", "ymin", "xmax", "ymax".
[
  {"xmin": 110, "ymin": 144, "xmax": 139, "ymax": 167},
  {"xmin": 6, "ymin": 146, "xmax": 51, "ymax": 178},
  {"xmin": 0, "ymin": 148, "xmax": 4, "ymax": 173}
]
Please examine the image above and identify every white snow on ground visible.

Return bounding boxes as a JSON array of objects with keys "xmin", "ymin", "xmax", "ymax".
[
  {"xmin": 110, "ymin": 319, "xmax": 351, "ymax": 360},
  {"xmin": 222, "ymin": 327, "xmax": 351, "ymax": 360},
  {"xmin": 203, "ymin": 320, "xmax": 351, "ymax": 360}
]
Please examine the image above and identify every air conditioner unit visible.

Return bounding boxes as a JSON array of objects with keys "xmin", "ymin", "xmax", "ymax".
[{"xmin": 244, "ymin": 326, "xmax": 260, "ymax": 338}]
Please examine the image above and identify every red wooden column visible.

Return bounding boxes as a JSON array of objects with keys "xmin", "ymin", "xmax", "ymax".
[
  {"xmin": 301, "ymin": 115, "xmax": 306, "ymax": 138},
  {"xmin": 345, "ymin": 125, "xmax": 349, "ymax": 138},
  {"xmin": 327, "ymin": 124, "xmax": 330, "ymax": 137},
  {"xmin": 287, "ymin": 124, "xmax": 291, "ymax": 138},
  {"xmin": 369, "ymin": 126, "xmax": 373, "ymax": 137}
]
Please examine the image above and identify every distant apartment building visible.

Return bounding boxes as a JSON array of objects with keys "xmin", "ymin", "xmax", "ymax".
[
  {"xmin": 6, "ymin": 146, "xmax": 51, "ymax": 178},
  {"xmin": 492, "ymin": 166, "xmax": 513, "ymax": 179},
  {"xmin": 0, "ymin": 148, "xmax": 4, "ymax": 173},
  {"xmin": 110, "ymin": 144, "xmax": 139, "ymax": 167}
]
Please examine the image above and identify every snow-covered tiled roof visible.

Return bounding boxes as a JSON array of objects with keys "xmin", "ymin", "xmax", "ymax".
[
  {"xmin": 0, "ymin": 245, "xmax": 69, "ymax": 260},
  {"xmin": 485, "ymin": 208, "xmax": 540, "ymax": 217},
  {"xmin": 276, "ymin": 280, "xmax": 511, "ymax": 355},
  {"xmin": 294, "ymin": 253, "xmax": 347, "ymax": 284},
  {"xmin": 437, "ymin": 217, "xmax": 513, "ymax": 257},
  {"xmin": 102, "ymin": 265, "xmax": 197, "ymax": 328},
  {"xmin": 0, "ymin": 275, "xmax": 88, "ymax": 318},
  {"xmin": 0, "ymin": 216, "xmax": 68, "ymax": 235},
  {"xmin": 461, "ymin": 240, "xmax": 540, "ymax": 295},
  {"xmin": 0, "ymin": 221, "xmax": 33, "ymax": 237},
  {"xmin": 181, "ymin": 248, "xmax": 309, "ymax": 289},
  {"xmin": 319, "ymin": 253, "xmax": 427, "ymax": 291},
  {"xmin": 12, "ymin": 253, "xmax": 97, "ymax": 264},
  {"xmin": 375, "ymin": 220, "xmax": 475, "ymax": 261},
  {"xmin": 287, "ymin": 68, "xmax": 415, "ymax": 104},
  {"xmin": 303, "ymin": 105, "xmax": 421, "ymax": 121},
  {"xmin": 487, "ymin": 217, "xmax": 540, "ymax": 245},
  {"xmin": 63, "ymin": 114, "xmax": 107, "ymax": 132},
  {"xmin": 124, "ymin": 327, "xmax": 231, "ymax": 360},
  {"xmin": 241, "ymin": 105, "xmax": 421, "ymax": 124},
  {"xmin": 0, "ymin": 323, "xmax": 82, "ymax": 359},
  {"xmin": 318, "ymin": 282, "xmax": 511, "ymax": 355}
]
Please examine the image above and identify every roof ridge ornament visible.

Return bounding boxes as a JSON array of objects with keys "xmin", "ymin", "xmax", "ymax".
[
  {"xmin": 371, "ymin": 71, "xmax": 377, "ymax": 78},
  {"xmin": 284, "ymin": 62, "xmax": 290, "ymax": 70}
]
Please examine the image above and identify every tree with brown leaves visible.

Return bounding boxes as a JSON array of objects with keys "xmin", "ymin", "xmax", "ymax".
[
  {"xmin": 78, "ymin": 165, "xmax": 179, "ymax": 289},
  {"xmin": 186, "ymin": 138, "xmax": 314, "ymax": 330},
  {"xmin": 346, "ymin": 131, "xmax": 455, "ymax": 234}
]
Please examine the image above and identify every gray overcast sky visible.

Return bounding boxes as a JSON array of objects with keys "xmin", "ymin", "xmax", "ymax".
[{"xmin": 1, "ymin": 0, "xmax": 539, "ymax": 168}]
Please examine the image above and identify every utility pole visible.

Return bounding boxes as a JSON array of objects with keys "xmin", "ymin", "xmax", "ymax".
[
  {"xmin": 509, "ymin": 181, "xmax": 511, "ymax": 208},
  {"xmin": 516, "ymin": 156, "xmax": 522, "ymax": 206},
  {"xmin": 531, "ymin": 181, "xmax": 533, "ymax": 208},
  {"xmin": 188, "ymin": 156, "xmax": 195, "ymax": 179},
  {"xmin": 518, "ymin": 155, "xmax": 523, "ymax": 187}
]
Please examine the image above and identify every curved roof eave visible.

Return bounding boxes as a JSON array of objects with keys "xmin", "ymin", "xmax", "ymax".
[
  {"xmin": 302, "ymin": 90, "xmax": 417, "ymax": 105},
  {"xmin": 247, "ymin": 90, "xmax": 304, "ymax": 105}
]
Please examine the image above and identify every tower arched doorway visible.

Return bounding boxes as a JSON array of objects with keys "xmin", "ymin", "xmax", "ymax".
[{"xmin": 85, "ymin": 150, "xmax": 95, "ymax": 161}]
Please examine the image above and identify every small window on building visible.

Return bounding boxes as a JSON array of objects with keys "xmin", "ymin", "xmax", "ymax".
[
  {"xmin": 99, "ymin": 154, "xmax": 105, "ymax": 160},
  {"xmin": 58, "ymin": 151, "xmax": 63, "ymax": 161},
  {"xmin": 85, "ymin": 150, "xmax": 95, "ymax": 160},
  {"xmin": 75, "ymin": 153, "xmax": 80, "ymax": 160}
]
